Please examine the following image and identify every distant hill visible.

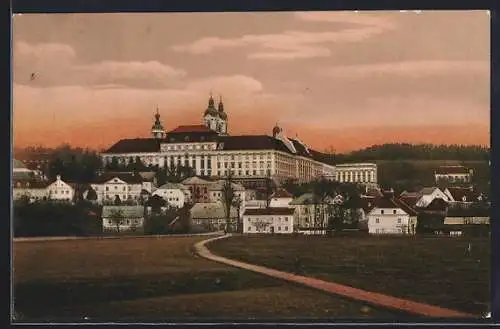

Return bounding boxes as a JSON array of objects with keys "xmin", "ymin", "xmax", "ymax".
[{"xmin": 334, "ymin": 143, "xmax": 490, "ymax": 163}]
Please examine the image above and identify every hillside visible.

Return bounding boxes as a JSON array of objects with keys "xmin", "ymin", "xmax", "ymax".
[{"xmin": 335, "ymin": 143, "xmax": 490, "ymax": 163}]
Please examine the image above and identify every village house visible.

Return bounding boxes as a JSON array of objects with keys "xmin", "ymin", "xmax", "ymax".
[
  {"xmin": 89, "ymin": 172, "xmax": 152, "ymax": 204},
  {"xmin": 434, "ymin": 165, "xmax": 473, "ymax": 184},
  {"xmin": 414, "ymin": 187, "xmax": 451, "ymax": 208},
  {"xmin": 13, "ymin": 175, "xmax": 75, "ymax": 203},
  {"xmin": 444, "ymin": 205, "xmax": 490, "ymax": 225},
  {"xmin": 243, "ymin": 207, "xmax": 295, "ymax": 234},
  {"xmin": 190, "ymin": 202, "xmax": 239, "ymax": 232},
  {"xmin": 181, "ymin": 176, "xmax": 213, "ymax": 203},
  {"xmin": 367, "ymin": 191, "xmax": 417, "ymax": 235},
  {"xmin": 102, "ymin": 205, "xmax": 145, "ymax": 233},
  {"xmin": 152, "ymin": 183, "xmax": 189, "ymax": 208},
  {"xmin": 208, "ymin": 180, "xmax": 246, "ymax": 206},
  {"xmin": 442, "ymin": 186, "xmax": 484, "ymax": 205},
  {"xmin": 289, "ymin": 193, "xmax": 335, "ymax": 235}
]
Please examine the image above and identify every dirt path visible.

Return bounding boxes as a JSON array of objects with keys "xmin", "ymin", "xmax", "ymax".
[{"xmin": 194, "ymin": 234, "xmax": 477, "ymax": 319}]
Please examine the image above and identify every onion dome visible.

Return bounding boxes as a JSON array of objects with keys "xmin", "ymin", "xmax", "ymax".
[
  {"xmin": 151, "ymin": 109, "xmax": 164, "ymax": 131},
  {"xmin": 218, "ymin": 96, "xmax": 227, "ymax": 120},
  {"xmin": 204, "ymin": 94, "xmax": 219, "ymax": 117}
]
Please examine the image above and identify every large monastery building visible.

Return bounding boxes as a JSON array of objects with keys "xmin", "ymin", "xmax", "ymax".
[{"xmin": 101, "ymin": 95, "xmax": 377, "ymax": 186}]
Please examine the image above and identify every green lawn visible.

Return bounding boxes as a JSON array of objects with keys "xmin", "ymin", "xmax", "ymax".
[
  {"xmin": 13, "ymin": 236, "xmax": 402, "ymax": 321},
  {"xmin": 209, "ymin": 235, "xmax": 491, "ymax": 315}
]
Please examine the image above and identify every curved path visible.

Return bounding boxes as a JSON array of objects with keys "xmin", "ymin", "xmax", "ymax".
[{"xmin": 194, "ymin": 234, "xmax": 476, "ymax": 319}]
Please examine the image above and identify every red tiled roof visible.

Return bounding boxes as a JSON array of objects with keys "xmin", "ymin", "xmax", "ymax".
[
  {"xmin": 243, "ymin": 207, "xmax": 295, "ymax": 216},
  {"xmin": 435, "ymin": 166, "xmax": 470, "ymax": 175},
  {"xmin": 168, "ymin": 125, "xmax": 214, "ymax": 134},
  {"xmin": 105, "ymin": 138, "xmax": 161, "ymax": 154},
  {"xmin": 372, "ymin": 196, "xmax": 417, "ymax": 216},
  {"xmin": 400, "ymin": 195, "xmax": 420, "ymax": 208}
]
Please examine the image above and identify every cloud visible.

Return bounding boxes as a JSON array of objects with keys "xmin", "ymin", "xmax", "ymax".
[
  {"xmin": 293, "ymin": 11, "xmax": 396, "ymax": 29},
  {"xmin": 171, "ymin": 12, "xmax": 396, "ymax": 60},
  {"xmin": 320, "ymin": 60, "xmax": 489, "ymax": 78},
  {"xmin": 13, "ymin": 41, "xmax": 186, "ymax": 88},
  {"xmin": 186, "ymin": 75, "xmax": 263, "ymax": 94}
]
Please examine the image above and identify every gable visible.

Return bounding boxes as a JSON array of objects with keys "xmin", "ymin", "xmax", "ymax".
[{"xmin": 104, "ymin": 177, "xmax": 128, "ymax": 185}]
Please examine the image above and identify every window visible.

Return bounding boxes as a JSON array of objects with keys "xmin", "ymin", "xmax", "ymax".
[
  {"xmin": 375, "ymin": 218, "xmax": 380, "ymax": 223},
  {"xmin": 380, "ymin": 210, "xmax": 384, "ymax": 215},
  {"xmin": 285, "ymin": 217, "xmax": 288, "ymax": 222},
  {"xmin": 285, "ymin": 226, "xmax": 288, "ymax": 231},
  {"xmin": 248, "ymin": 226, "xmax": 251, "ymax": 231},
  {"xmin": 397, "ymin": 218, "xmax": 402, "ymax": 224},
  {"xmin": 106, "ymin": 186, "xmax": 109, "ymax": 191},
  {"xmin": 278, "ymin": 226, "xmax": 281, "ymax": 231},
  {"xmin": 393, "ymin": 209, "xmax": 397, "ymax": 214}
]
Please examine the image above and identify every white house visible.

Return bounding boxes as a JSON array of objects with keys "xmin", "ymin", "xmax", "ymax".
[
  {"xmin": 46, "ymin": 175, "xmax": 75, "ymax": 202},
  {"xmin": 102, "ymin": 205, "xmax": 145, "ymax": 233},
  {"xmin": 434, "ymin": 165, "xmax": 473, "ymax": 184},
  {"xmin": 190, "ymin": 202, "xmax": 239, "ymax": 231},
  {"xmin": 243, "ymin": 207, "xmax": 295, "ymax": 234},
  {"xmin": 367, "ymin": 195, "xmax": 417, "ymax": 235},
  {"xmin": 152, "ymin": 183, "xmax": 188, "ymax": 208},
  {"xmin": 208, "ymin": 180, "xmax": 246, "ymax": 209},
  {"xmin": 269, "ymin": 187, "xmax": 293, "ymax": 208},
  {"xmin": 12, "ymin": 180, "xmax": 50, "ymax": 202},
  {"xmin": 90, "ymin": 173, "xmax": 150, "ymax": 204},
  {"xmin": 415, "ymin": 187, "xmax": 450, "ymax": 208}
]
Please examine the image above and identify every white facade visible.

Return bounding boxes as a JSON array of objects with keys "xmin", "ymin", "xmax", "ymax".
[
  {"xmin": 91, "ymin": 177, "xmax": 146, "ymax": 204},
  {"xmin": 152, "ymin": 183, "xmax": 187, "ymax": 208},
  {"xmin": 13, "ymin": 185, "xmax": 49, "ymax": 202},
  {"xmin": 243, "ymin": 211, "xmax": 295, "ymax": 234},
  {"xmin": 335, "ymin": 163, "xmax": 378, "ymax": 185},
  {"xmin": 102, "ymin": 206, "xmax": 145, "ymax": 232},
  {"xmin": 444, "ymin": 216, "xmax": 490, "ymax": 225},
  {"xmin": 46, "ymin": 175, "xmax": 75, "ymax": 202},
  {"xmin": 415, "ymin": 188, "xmax": 450, "ymax": 208},
  {"xmin": 367, "ymin": 207, "xmax": 412, "ymax": 235}
]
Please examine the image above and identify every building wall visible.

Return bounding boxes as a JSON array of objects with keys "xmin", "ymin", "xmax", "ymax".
[
  {"xmin": 152, "ymin": 188, "xmax": 186, "ymax": 208},
  {"xmin": 46, "ymin": 176, "xmax": 74, "ymax": 201},
  {"xmin": 102, "ymin": 217, "xmax": 144, "ymax": 232},
  {"xmin": 435, "ymin": 173, "xmax": 472, "ymax": 183},
  {"xmin": 243, "ymin": 214, "xmax": 294, "ymax": 234},
  {"xmin": 13, "ymin": 188, "xmax": 48, "ymax": 201},
  {"xmin": 444, "ymin": 216, "xmax": 490, "ymax": 225},
  {"xmin": 91, "ymin": 180, "xmax": 143, "ymax": 204},
  {"xmin": 367, "ymin": 207, "xmax": 411, "ymax": 234},
  {"xmin": 335, "ymin": 163, "xmax": 378, "ymax": 185},
  {"xmin": 102, "ymin": 148, "xmax": 337, "ymax": 184}
]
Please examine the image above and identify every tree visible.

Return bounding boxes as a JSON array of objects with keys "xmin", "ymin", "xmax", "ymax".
[
  {"xmin": 232, "ymin": 195, "xmax": 243, "ymax": 233},
  {"xmin": 263, "ymin": 170, "xmax": 276, "ymax": 208},
  {"xmin": 220, "ymin": 171, "xmax": 236, "ymax": 233},
  {"xmin": 147, "ymin": 195, "xmax": 167, "ymax": 214},
  {"xmin": 311, "ymin": 177, "xmax": 337, "ymax": 233},
  {"xmin": 108, "ymin": 209, "xmax": 124, "ymax": 233},
  {"xmin": 86, "ymin": 188, "xmax": 98, "ymax": 202}
]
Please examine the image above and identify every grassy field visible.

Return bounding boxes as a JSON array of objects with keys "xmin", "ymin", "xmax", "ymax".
[
  {"xmin": 209, "ymin": 235, "xmax": 491, "ymax": 315},
  {"xmin": 13, "ymin": 236, "xmax": 404, "ymax": 322}
]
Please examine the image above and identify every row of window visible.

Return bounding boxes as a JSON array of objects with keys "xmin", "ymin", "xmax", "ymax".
[
  {"xmin": 374, "ymin": 218, "xmax": 402, "ymax": 223},
  {"xmin": 248, "ymin": 217, "xmax": 289, "ymax": 222},
  {"xmin": 247, "ymin": 226, "xmax": 289, "ymax": 231},
  {"xmin": 107, "ymin": 219, "xmax": 142, "ymax": 226}
]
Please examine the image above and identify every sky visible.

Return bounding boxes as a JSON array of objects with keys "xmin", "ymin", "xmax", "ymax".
[{"xmin": 12, "ymin": 11, "xmax": 490, "ymax": 153}]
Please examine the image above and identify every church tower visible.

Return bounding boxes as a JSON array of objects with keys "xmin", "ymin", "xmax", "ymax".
[
  {"xmin": 203, "ymin": 93, "xmax": 228, "ymax": 135},
  {"xmin": 217, "ymin": 96, "xmax": 228, "ymax": 135},
  {"xmin": 203, "ymin": 94, "xmax": 219, "ymax": 132},
  {"xmin": 151, "ymin": 107, "xmax": 166, "ymax": 139}
]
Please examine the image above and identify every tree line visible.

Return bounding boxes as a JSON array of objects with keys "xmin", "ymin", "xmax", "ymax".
[{"xmin": 333, "ymin": 143, "xmax": 490, "ymax": 163}]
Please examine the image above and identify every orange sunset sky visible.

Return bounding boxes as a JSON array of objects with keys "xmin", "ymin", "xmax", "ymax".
[{"xmin": 12, "ymin": 11, "xmax": 490, "ymax": 153}]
